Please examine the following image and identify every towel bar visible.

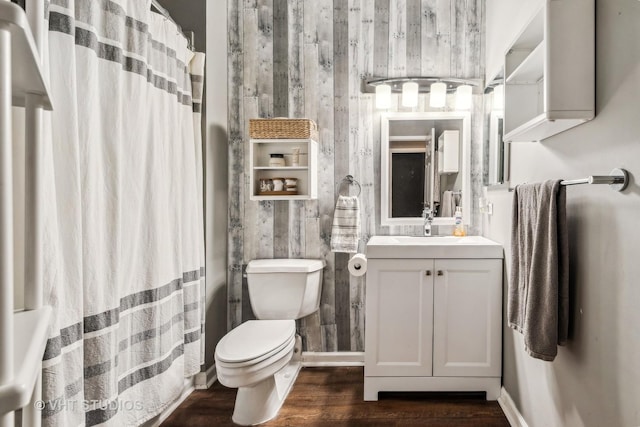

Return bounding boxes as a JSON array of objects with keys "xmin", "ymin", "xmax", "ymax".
[
  {"xmin": 338, "ymin": 175, "xmax": 362, "ymax": 197},
  {"xmin": 509, "ymin": 168, "xmax": 629, "ymax": 192}
]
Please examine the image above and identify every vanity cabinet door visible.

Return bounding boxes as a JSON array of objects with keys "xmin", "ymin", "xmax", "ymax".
[
  {"xmin": 365, "ymin": 259, "xmax": 434, "ymax": 377},
  {"xmin": 432, "ymin": 259, "xmax": 502, "ymax": 377}
]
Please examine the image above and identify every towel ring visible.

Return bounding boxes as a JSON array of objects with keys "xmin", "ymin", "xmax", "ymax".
[{"xmin": 338, "ymin": 175, "xmax": 362, "ymax": 197}]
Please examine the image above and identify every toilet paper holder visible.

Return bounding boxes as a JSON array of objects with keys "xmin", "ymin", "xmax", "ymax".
[{"xmin": 348, "ymin": 253, "xmax": 368, "ymax": 277}]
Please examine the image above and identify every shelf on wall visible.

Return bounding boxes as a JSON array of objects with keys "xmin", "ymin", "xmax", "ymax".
[
  {"xmin": 0, "ymin": 307, "xmax": 52, "ymax": 415},
  {"xmin": 0, "ymin": 1, "xmax": 52, "ymax": 110},
  {"xmin": 505, "ymin": 42, "xmax": 544, "ymax": 84},
  {"xmin": 389, "ymin": 135, "xmax": 430, "ymax": 142},
  {"xmin": 503, "ymin": 0, "xmax": 594, "ymax": 142},
  {"xmin": 253, "ymin": 166, "xmax": 309, "ymax": 171},
  {"xmin": 249, "ymin": 138, "xmax": 318, "ymax": 201},
  {"xmin": 251, "ymin": 195, "xmax": 314, "ymax": 201},
  {"xmin": 0, "ymin": 0, "xmax": 53, "ymax": 419},
  {"xmin": 503, "ymin": 113, "xmax": 592, "ymax": 143}
]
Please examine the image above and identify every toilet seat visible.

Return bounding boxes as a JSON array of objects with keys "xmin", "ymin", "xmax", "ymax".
[
  {"xmin": 215, "ymin": 320, "xmax": 298, "ymax": 390},
  {"xmin": 217, "ymin": 337, "xmax": 296, "ymax": 376},
  {"xmin": 215, "ymin": 320, "xmax": 296, "ymax": 366}
]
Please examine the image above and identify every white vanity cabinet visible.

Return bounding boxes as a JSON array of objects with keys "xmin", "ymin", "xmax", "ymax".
[
  {"xmin": 364, "ymin": 236, "xmax": 503, "ymax": 401},
  {"xmin": 365, "ymin": 259, "xmax": 435, "ymax": 378}
]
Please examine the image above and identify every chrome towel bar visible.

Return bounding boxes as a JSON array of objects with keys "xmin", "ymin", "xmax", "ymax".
[{"xmin": 510, "ymin": 168, "xmax": 629, "ymax": 192}]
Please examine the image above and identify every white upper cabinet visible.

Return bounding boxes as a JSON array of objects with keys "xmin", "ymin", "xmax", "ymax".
[
  {"xmin": 249, "ymin": 138, "xmax": 318, "ymax": 201},
  {"xmin": 504, "ymin": 0, "xmax": 594, "ymax": 142},
  {"xmin": 437, "ymin": 130, "xmax": 460, "ymax": 175}
]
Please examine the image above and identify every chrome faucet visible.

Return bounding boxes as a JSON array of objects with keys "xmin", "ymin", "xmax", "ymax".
[{"xmin": 422, "ymin": 206, "xmax": 434, "ymax": 236}]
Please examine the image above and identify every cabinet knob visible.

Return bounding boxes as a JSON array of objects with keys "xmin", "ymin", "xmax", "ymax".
[
  {"xmin": 425, "ymin": 270, "xmax": 431, "ymax": 276},
  {"xmin": 437, "ymin": 270, "xmax": 444, "ymax": 276}
]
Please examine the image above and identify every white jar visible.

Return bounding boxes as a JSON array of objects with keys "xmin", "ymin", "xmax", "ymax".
[{"xmin": 269, "ymin": 153, "xmax": 285, "ymax": 167}]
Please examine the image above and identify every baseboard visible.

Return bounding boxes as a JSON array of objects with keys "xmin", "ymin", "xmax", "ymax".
[
  {"xmin": 195, "ymin": 364, "xmax": 217, "ymax": 389},
  {"xmin": 498, "ymin": 386, "xmax": 529, "ymax": 427},
  {"xmin": 301, "ymin": 351, "xmax": 365, "ymax": 367}
]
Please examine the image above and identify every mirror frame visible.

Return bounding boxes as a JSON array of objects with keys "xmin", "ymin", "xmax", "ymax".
[
  {"xmin": 381, "ymin": 111, "xmax": 471, "ymax": 227},
  {"xmin": 483, "ymin": 70, "xmax": 510, "ymax": 190},
  {"xmin": 487, "ymin": 110, "xmax": 510, "ymax": 186}
]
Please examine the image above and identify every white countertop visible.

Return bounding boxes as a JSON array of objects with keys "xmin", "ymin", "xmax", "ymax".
[{"xmin": 366, "ymin": 235, "xmax": 504, "ymax": 259}]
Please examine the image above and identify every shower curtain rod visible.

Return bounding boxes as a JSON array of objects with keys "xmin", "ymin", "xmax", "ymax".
[
  {"xmin": 150, "ymin": 0, "xmax": 171, "ymax": 20},
  {"xmin": 150, "ymin": 0, "xmax": 195, "ymax": 51}
]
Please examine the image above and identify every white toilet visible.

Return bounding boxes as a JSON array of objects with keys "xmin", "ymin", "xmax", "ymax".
[{"xmin": 214, "ymin": 258, "xmax": 325, "ymax": 425}]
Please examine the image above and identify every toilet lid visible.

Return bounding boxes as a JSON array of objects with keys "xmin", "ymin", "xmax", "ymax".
[
  {"xmin": 215, "ymin": 320, "xmax": 296, "ymax": 364},
  {"xmin": 247, "ymin": 259, "xmax": 325, "ymax": 273}
]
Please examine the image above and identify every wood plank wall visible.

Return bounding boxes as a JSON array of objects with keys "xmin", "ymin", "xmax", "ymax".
[{"xmin": 227, "ymin": 0, "xmax": 485, "ymax": 351}]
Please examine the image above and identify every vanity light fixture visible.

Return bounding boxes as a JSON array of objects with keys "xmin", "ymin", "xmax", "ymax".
[
  {"xmin": 401, "ymin": 81, "xmax": 419, "ymax": 107},
  {"xmin": 429, "ymin": 82, "xmax": 447, "ymax": 108},
  {"xmin": 361, "ymin": 77, "xmax": 481, "ymax": 110},
  {"xmin": 455, "ymin": 84, "xmax": 473, "ymax": 110},
  {"xmin": 375, "ymin": 84, "xmax": 392, "ymax": 109}
]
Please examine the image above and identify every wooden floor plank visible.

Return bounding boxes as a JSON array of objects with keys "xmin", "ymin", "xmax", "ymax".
[{"xmin": 161, "ymin": 367, "xmax": 509, "ymax": 426}]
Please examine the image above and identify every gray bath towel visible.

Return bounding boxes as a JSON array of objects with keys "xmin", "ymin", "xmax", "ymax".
[{"xmin": 509, "ymin": 180, "xmax": 569, "ymax": 361}]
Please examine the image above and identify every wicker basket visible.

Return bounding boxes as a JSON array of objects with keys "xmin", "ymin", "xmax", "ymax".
[{"xmin": 249, "ymin": 118, "xmax": 318, "ymax": 140}]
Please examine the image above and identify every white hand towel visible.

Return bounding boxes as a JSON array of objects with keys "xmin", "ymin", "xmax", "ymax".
[{"xmin": 330, "ymin": 195, "xmax": 361, "ymax": 253}]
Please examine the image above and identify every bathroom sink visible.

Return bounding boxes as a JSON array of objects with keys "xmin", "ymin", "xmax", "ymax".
[{"xmin": 366, "ymin": 235, "xmax": 503, "ymax": 259}]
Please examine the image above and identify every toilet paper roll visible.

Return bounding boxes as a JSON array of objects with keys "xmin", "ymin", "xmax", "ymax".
[{"xmin": 348, "ymin": 253, "xmax": 368, "ymax": 277}]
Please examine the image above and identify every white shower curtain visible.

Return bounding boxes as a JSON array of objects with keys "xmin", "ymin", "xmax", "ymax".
[{"xmin": 39, "ymin": 1, "xmax": 205, "ymax": 425}]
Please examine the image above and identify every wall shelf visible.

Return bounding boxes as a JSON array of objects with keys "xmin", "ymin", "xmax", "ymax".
[
  {"xmin": 250, "ymin": 195, "xmax": 314, "ymax": 201},
  {"xmin": 505, "ymin": 42, "xmax": 544, "ymax": 85},
  {"xmin": 253, "ymin": 166, "xmax": 309, "ymax": 171},
  {"xmin": 503, "ymin": 0, "xmax": 594, "ymax": 142},
  {"xmin": 249, "ymin": 138, "xmax": 318, "ymax": 201},
  {"xmin": 0, "ymin": 1, "xmax": 52, "ymax": 110},
  {"xmin": 389, "ymin": 135, "xmax": 430, "ymax": 142},
  {"xmin": 1, "ymin": 3, "xmax": 53, "ymax": 424},
  {"xmin": 0, "ymin": 308, "xmax": 52, "ymax": 416}
]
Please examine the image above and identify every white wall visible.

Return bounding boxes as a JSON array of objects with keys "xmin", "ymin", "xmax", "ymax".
[
  {"xmin": 485, "ymin": 1, "xmax": 640, "ymax": 426},
  {"xmin": 159, "ymin": 0, "xmax": 229, "ymax": 370},
  {"xmin": 203, "ymin": 0, "xmax": 229, "ymax": 370},
  {"xmin": 485, "ymin": 0, "xmax": 540, "ymax": 82}
]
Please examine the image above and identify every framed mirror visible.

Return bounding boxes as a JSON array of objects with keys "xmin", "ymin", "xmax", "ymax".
[
  {"xmin": 381, "ymin": 112, "xmax": 471, "ymax": 227},
  {"xmin": 483, "ymin": 71, "xmax": 510, "ymax": 187}
]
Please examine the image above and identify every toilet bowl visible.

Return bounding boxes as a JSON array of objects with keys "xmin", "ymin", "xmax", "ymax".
[
  {"xmin": 214, "ymin": 259, "xmax": 325, "ymax": 425},
  {"xmin": 216, "ymin": 320, "xmax": 296, "ymax": 388}
]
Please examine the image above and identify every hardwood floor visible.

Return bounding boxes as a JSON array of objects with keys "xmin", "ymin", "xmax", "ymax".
[{"xmin": 162, "ymin": 367, "xmax": 510, "ymax": 426}]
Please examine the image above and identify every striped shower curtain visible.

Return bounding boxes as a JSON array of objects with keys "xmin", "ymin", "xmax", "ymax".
[{"xmin": 39, "ymin": 1, "xmax": 205, "ymax": 425}]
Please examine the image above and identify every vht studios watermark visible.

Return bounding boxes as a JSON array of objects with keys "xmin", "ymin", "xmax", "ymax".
[{"xmin": 34, "ymin": 398, "xmax": 144, "ymax": 412}]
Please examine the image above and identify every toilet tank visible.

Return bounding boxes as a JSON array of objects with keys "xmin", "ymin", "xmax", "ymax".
[{"xmin": 246, "ymin": 259, "xmax": 325, "ymax": 320}]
